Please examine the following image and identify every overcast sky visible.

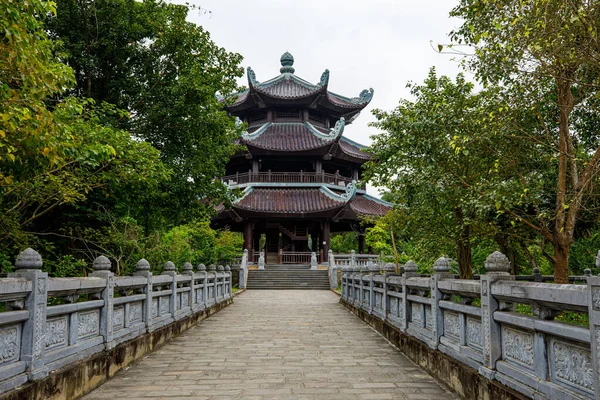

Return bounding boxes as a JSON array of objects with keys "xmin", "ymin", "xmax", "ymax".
[{"xmin": 188, "ymin": 0, "xmax": 470, "ymax": 194}]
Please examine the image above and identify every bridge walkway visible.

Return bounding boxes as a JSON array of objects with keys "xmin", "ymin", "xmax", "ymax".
[{"xmin": 82, "ymin": 290, "xmax": 457, "ymax": 400}]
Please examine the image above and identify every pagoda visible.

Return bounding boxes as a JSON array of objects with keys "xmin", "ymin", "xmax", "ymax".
[{"xmin": 213, "ymin": 52, "xmax": 392, "ymax": 264}]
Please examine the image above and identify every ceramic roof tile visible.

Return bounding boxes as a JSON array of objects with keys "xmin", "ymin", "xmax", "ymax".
[
  {"xmin": 235, "ymin": 188, "xmax": 344, "ymax": 213},
  {"xmin": 339, "ymin": 139, "xmax": 370, "ymax": 160},
  {"xmin": 350, "ymin": 195, "xmax": 392, "ymax": 217},
  {"xmin": 255, "ymin": 78, "xmax": 322, "ymax": 99},
  {"xmin": 242, "ymin": 123, "xmax": 331, "ymax": 152}
]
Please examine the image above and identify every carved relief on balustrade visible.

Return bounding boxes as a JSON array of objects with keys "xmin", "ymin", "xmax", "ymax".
[
  {"xmin": 113, "ymin": 306, "xmax": 124, "ymax": 331},
  {"xmin": 45, "ymin": 316, "xmax": 68, "ymax": 349},
  {"xmin": 549, "ymin": 339, "xmax": 594, "ymax": 394},
  {"xmin": 411, "ymin": 302, "xmax": 423, "ymax": 325},
  {"xmin": 425, "ymin": 306, "xmax": 433, "ymax": 331},
  {"xmin": 466, "ymin": 317, "xmax": 482, "ymax": 351},
  {"xmin": 129, "ymin": 302, "xmax": 143, "ymax": 324},
  {"xmin": 0, "ymin": 325, "xmax": 20, "ymax": 365},
  {"xmin": 77, "ymin": 310, "xmax": 100, "ymax": 340},
  {"xmin": 443, "ymin": 312, "xmax": 460, "ymax": 341},
  {"xmin": 501, "ymin": 326, "xmax": 534, "ymax": 368}
]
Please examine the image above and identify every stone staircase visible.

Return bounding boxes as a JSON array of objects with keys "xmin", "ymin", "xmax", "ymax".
[{"xmin": 247, "ymin": 264, "xmax": 330, "ymax": 290}]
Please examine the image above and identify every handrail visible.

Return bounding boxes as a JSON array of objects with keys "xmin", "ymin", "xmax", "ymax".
[{"xmin": 222, "ymin": 171, "xmax": 355, "ymax": 186}]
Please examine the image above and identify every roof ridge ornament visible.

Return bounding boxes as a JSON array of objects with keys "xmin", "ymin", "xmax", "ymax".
[
  {"xmin": 280, "ymin": 51, "xmax": 295, "ymax": 74},
  {"xmin": 303, "ymin": 117, "xmax": 345, "ymax": 141},
  {"xmin": 341, "ymin": 180, "xmax": 358, "ymax": 202},
  {"xmin": 351, "ymin": 88, "xmax": 374, "ymax": 104},
  {"xmin": 247, "ymin": 67, "xmax": 259, "ymax": 87},
  {"xmin": 331, "ymin": 117, "xmax": 345, "ymax": 139},
  {"xmin": 241, "ymin": 122, "xmax": 271, "ymax": 141},
  {"xmin": 319, "ymin": 69, "xmax": 330, "ymax": 87}
]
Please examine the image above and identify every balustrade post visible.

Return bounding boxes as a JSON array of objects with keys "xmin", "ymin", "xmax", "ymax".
[
  {"xmin": 90, "ymin": 256, "xmax": 115, "ymax": 345},
  {"xmin": 225, "ymin": 266, "xmax": 232, "ymax": 298},
  {"xmin": 329, "ymin": 250, "xmax": 338, "ymax": 289},
  {"xmin": 431, "ymin": 257, "xmax": 452, "ymax": 349},
  {"xmin": 402, "ymin": 260, "xmax": 418, "ymax": 332},
  {"xmin": 133, "ymin": 259, "xmax": 152, "ymax": 331},
  {"xmin": 479, "ymin": 251, "xmax": 513, "ymax": 380},
  {"xmin": 197, "ymin": 264, "xmax": 207, "ymax": 307},
  {"xmin": 209, "ymin": 265, "xmax": 217, "ymax": 304},
  {"xmin": 163, "ymin": 261, "xmax": 177, "ymax": 318},
  {"xmin": 588, "ymin": 251, "xmax": 600, "ymax": 399},
  {"xmin": 217, "ymin": 265, "xmax": 225, "ymax": 301},
  {"xmin": 239, "ymin": 250, "xmax": 248, "ymax": 289},
  {"xmin": 9, "ymin": 248, "xmax": 48, "ymax": 379},
  {"xmin": 182, "ymin": 262, "xmax": 194, "ymax": 312}
]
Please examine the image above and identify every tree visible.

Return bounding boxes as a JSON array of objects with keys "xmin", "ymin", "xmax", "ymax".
[
  {"xmin": 449, "ymin": 0, "xmax": 600, "ymax": 283},
  {"xmin": 47, "ymin": 0, "xmax": 245, "ymax": 226},
  {"xmin": 366, "ymin": 70, "xmax": 505, "ymax": 278},
  {"xmin": 0, "ymin": 0, "xmax": 169, "ymax": 267}
]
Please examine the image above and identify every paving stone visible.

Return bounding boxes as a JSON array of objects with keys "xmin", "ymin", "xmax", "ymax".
[{"xmin": 82, "ymin": 290, "xmax": 458, "ymax": 400}]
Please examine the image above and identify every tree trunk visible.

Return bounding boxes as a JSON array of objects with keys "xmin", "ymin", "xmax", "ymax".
[
  {"xmin": 553, "ymin": 240, "xmax": 570, "ymax": 284},
  {"xmin": 495, "ymin": 233, "xmax": 517, "ymax": 275}
]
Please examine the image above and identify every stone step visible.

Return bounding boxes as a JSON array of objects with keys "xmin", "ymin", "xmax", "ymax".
[{"xmin": 247, "ymin": 268, "xmax": 330, "ymax": 290}]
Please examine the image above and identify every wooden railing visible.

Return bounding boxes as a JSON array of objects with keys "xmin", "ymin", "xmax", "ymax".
[
  {"xmin": 222, "ymin": 171, "xmax": 355, "ymax": 187},
  {"xmin": 279, "ymin": 251, "xmax": 315, "ymax": 264}
]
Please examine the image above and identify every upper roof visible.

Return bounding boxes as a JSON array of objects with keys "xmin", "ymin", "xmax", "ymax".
[{"xmin": 223, "ymin": 53, "xmax": 374, "ymax": 119}]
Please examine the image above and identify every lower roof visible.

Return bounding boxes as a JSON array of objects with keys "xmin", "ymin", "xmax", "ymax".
[{"xmin": 215, "ymin": 186, "xmax": 392, "ymax": 222}]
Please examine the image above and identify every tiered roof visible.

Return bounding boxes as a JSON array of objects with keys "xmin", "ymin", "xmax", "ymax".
[{"xmin": 215, "ymin": 53, "xmax": 392, "ymax": 222}]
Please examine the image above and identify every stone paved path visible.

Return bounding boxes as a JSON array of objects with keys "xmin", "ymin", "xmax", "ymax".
[{"xmin": 82, "ymin": 290, "xmax": 458, "ymax": 400}]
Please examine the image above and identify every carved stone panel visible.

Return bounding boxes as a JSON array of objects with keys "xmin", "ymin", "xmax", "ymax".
[
  {"xmin": 0, "ymin": 325, "xmax": 20, "ymax": 365},
  {"xmin": 444, "ymin": 312, "xmax": 460, "ymax": 340},
  {"xmin": 375, "ymin": 292, "xmax": 382, "ymax": 310},
  {"xmin": 466, "ymin": 317, "xmax": 482, "ymax": 351},
  {"xmin": 389, "ymin": 297, "xmax": 398, "ymax": 317},
  {"xmin": 129, "ymin": 302, "xmax": 143, "ymax": 324},
  {"xmin": 550, "ymin": 340, "xmax": 594, "ymax": 393},
  {"xmin": 151, "ymin": 298, "xmax": 158, "ymax": 318},
  {"xmin": 182, "ymin": 292, "xmax": 189, "ymax": 307},
  {"xmin": 113, "ymin": 306, "xmax": 124, "ymax": 331},
  {"xmin": 425, "ymin": 306, "xmax": 433, "ymax": 331},
  {"xmin": 46, "ymin": 316, "xmax": 68, "ymax": 349},
  {"xmin": 502, "ymin": 326, "xmax": 534, "ymax": 368},
  {"xmin": 160, "ymin": 296, "xmax": 170, "ymax": 315},
  {"xmin": 411, "ymin": 303, "xmax": 423, "ymax": 325},
  {"xmin": 77, "ymin": 310, "xmax": 99, "ymax": 340},
  {"xmin": 592, "ymin": 288, "xmax": 600, "ymax": 311}
]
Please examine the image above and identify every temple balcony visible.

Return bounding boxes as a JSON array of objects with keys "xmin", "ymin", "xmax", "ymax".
[{"xmin": 222, "ymin": 171, "xmax": 364, "ymax": 190}]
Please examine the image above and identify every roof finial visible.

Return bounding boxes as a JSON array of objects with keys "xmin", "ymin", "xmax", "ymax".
[{"xmin": 280, "ymin": 51, "xmax": 295, "ymax": 74}]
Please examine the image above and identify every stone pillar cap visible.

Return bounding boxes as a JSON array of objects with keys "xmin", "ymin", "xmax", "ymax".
[
  {"xmin": 217, "ymin": 265, "xmax": 225, "ymax": 272},
  {"xmin": 164, "ymin": 261, "xmax": 176, "ymax": 272},
  {"xmin": 433, "ymin": 256, "xmax": 451, "ymax": 273},
  {"xmin": 15, "ymin": 248, "xmax": 43, "ymax": 270},
  {"xmin": 404, "ymin": 260, "xmax": 418, "ymax": 272},
  {"xmin": 93, "ymin": 255, "xmax": 111, "ymax": 271},
  {"xmin": 485, "ymin": 251, "xmax": 510, "ymax": 273},
  {"xmin": 209, "ymin": 265, "xmax": 217, "ymax": 271},
  {"xmin": 225, "ymin": 265, "xmax": 231, "ymax": 272},
  {"xmin": 182, "ymin": 262, "xmax": 193, "ymax": 272},
  {"xmin": 136, "ymin": 258, "xmax": 150, "ymax": 271},
  {"xmin": 197, "ymin": 263, "xmax": 207, "ymax": 272}
]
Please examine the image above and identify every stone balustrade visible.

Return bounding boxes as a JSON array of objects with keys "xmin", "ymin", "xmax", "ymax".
[
  {"xmin": 339, "ymin": 251, "xmax": 600, "ymax": 399},
  {"xmin": 0, "ymin": 248, "xmax": 233, "ymax": 395}
]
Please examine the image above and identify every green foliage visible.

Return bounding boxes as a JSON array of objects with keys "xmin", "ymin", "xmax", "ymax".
[
  {"xmin": 330, "ymin": 232, "xmax": 358, "ymax": 253},
  {"xmin": 44, "ymin": 255, "xmax": 88, "ymax": 277},
  {"xmin": 449, "ymin": 0, "xmax": 600, "ymax": 282},
  {"xmin": 47, "ymin": 0, "xmax": 245, "ymax": 224},
  {"xmin": 0, "ymin": 0, "xmax": 245, "ymax": 276}
]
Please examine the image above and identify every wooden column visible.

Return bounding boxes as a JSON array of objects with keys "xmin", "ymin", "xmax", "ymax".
[
  {"xmin": 322, "ymin": 220, "xmax": 330, "ymax": 262},
  {"xmin": 244, "ymin": 220, "xmax": 253, "ymax": 260},
  {"xmin": 358, "ymin": 235, "xmax": 365, "ymax": 254}
]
